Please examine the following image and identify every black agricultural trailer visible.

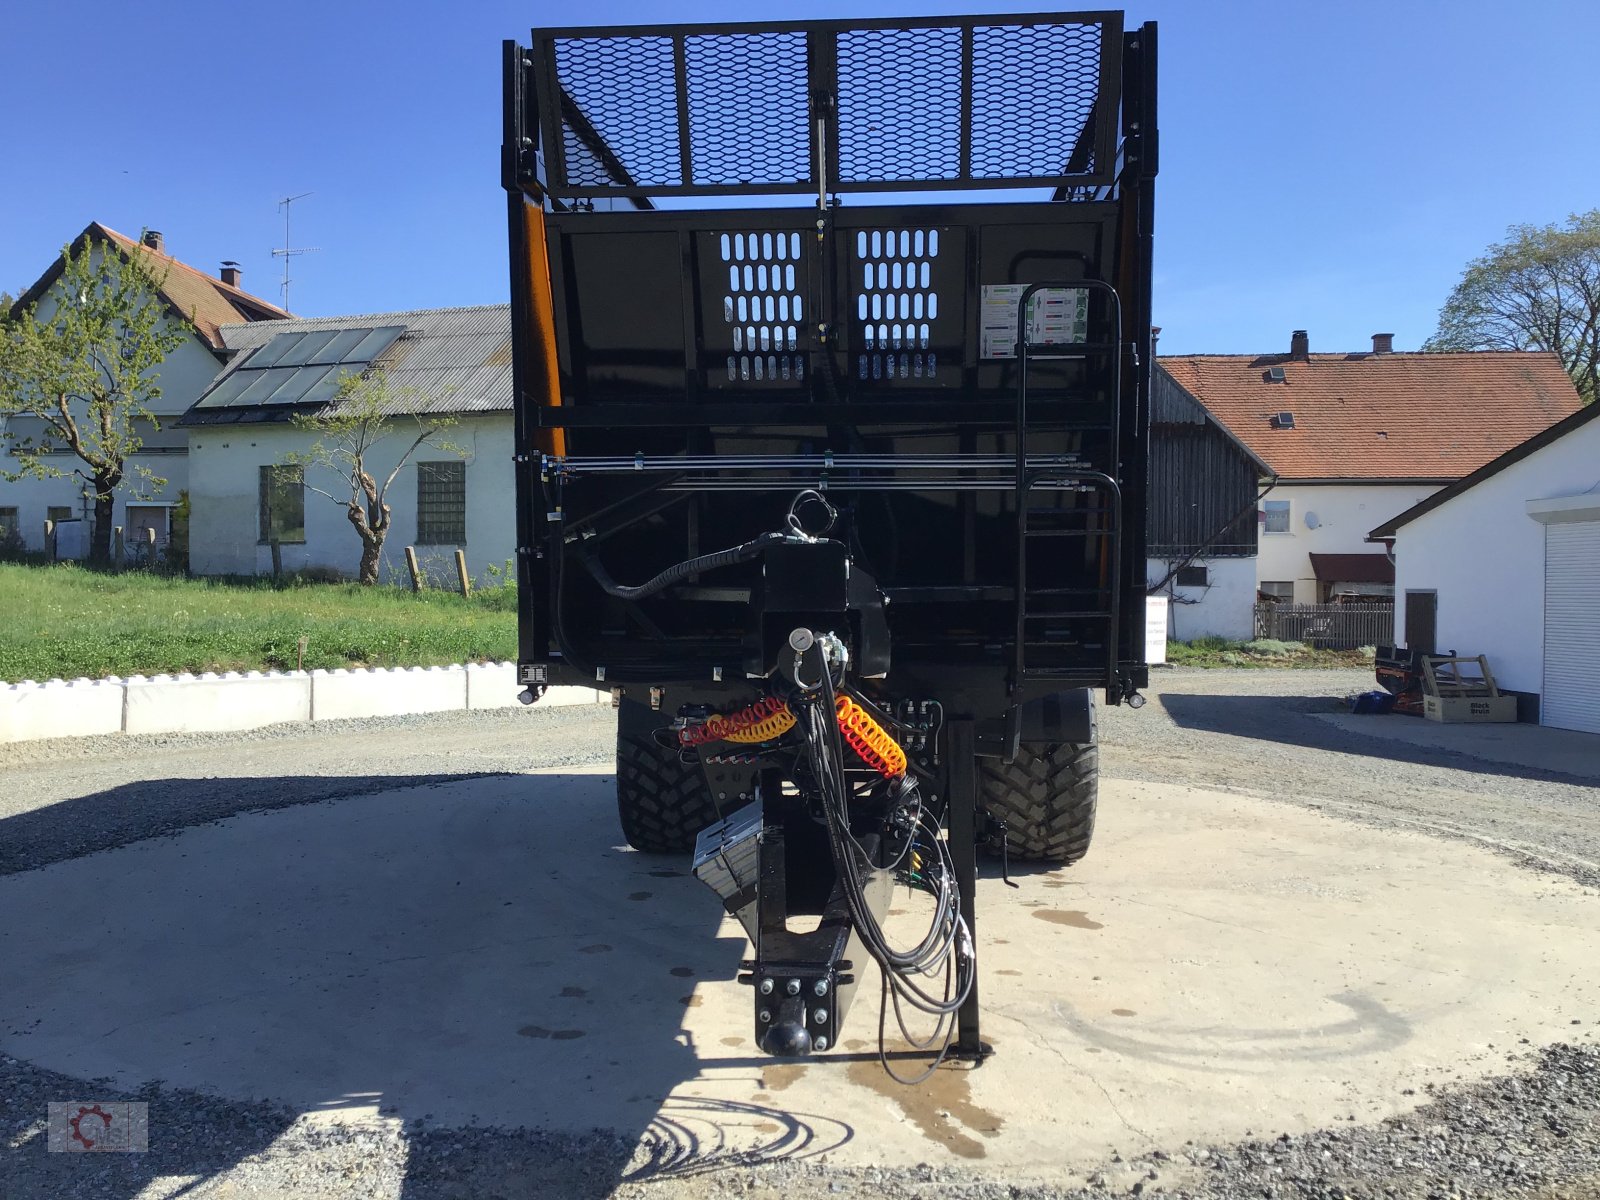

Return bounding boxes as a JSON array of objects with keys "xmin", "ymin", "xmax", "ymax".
[{"xmin": 501, "ymin": 11, "xmax": 1156, "ymax": 1074}]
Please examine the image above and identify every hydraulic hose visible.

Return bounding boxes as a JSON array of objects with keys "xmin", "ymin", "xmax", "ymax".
[{"xmin": 576, "ymin": 531, "xmax": 784, "ymax": 602}]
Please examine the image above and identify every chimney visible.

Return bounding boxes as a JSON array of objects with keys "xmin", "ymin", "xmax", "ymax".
[
  {"xmin": 141, "ymin": 230, "xmax": 165, "ymax": 254},
  {"xmin": 219, "ymin": 261, "xmax": 242, "ymax": 288},
  {"xmin": 1289, "ymin": 329, "xmax": 1309, "ymax": 361},
  {"xmin": 1371, "ymin": 332, "xmax": 1394, "ymax": 355}
]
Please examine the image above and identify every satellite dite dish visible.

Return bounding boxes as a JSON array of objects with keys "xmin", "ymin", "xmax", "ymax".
[{"xmin": 1305, "ymin": 512, "xmax": 1321, "ymax": 530}]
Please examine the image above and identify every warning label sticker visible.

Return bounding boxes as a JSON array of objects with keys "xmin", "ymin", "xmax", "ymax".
[{"xmin": 979, "ymin": 285, "xmax": 1090, "ymax": 359}]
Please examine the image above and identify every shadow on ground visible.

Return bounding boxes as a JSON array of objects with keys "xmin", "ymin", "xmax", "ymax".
[
  {"xmin": 1160, "ymin": 692, "xmax": 1600, "ymax": 787},
  {"xmin": 0, "ymin": 771, "xmax": 849, "ymax": 1199}
]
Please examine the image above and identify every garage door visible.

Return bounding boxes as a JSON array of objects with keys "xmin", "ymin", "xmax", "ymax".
[{"xmin": 1543, "ymin": 520, "xmax": 1600, "ymax": 733}]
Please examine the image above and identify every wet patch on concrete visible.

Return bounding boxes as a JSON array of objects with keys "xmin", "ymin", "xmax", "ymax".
[
  {"xmin": 761, "ymin": 1064, "xmax": 807, "ymax": 1092},
  {"xmin": 669, "ymin": 966, "xmax": 695, "ymax": 978},
  {"xmin": 845, "ymin": 1060, "xmax": 1002, "ymax": 1159},
  {"xmin": 996, "ymin": 969, "xmax": 1022, "ymax": 977},
  {"xmin": 517, "ymin": 1025, "xmax": 585, "ymax": 1040},
  {"xmin": 578, "ymin": 943, "xmax": 612, "ymax": 954},
  {"xmin": 1112, "ymin": 1008, "xmax": 1136, "ymax": 1017},
  {"xmin": 720, "ymin": 1036, "xmax": 745, "ymax": 1047},
  {"xmin": 1033, "ymin": 910, "xmax": 1103, "ymax": 930},
  {"xmin": 679, "ymin": 994, "xmax": 702, "ymax": 1008},
  {"xmin": 559, "ymin": 986, "xmax": 586, "ymax": 998},
  {"xmin": 647, "ymin": 869, "xmax": 684, "ymax": 878},
  {"xmin": 628, "ymin": 891, "xmax": 652, "ymax": 901}
]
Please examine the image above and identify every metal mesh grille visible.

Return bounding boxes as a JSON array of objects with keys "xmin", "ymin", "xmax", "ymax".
[
  {"xmin": 537, "ymin": 16, "xmax": 1114, "ymax": 196},
  {"xmin": 837, "ymin": 27, "xmax": 963, "ymax": 183},
  {"xmin": 971, "ymin": 23, "xmax": 1100, "ymax": 178},
  {"xmin": 685, "ymin": 33, "xmax": 810, "ymax": 186},
  {"xmin": 554, "ymin": 35, "xmax": 681, "ymax": 188}
]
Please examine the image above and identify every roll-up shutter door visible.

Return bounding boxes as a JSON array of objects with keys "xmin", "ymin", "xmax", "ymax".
[{"xmin": 1543, "ymin": 520, "xmax": 1600, "ymax": 733}]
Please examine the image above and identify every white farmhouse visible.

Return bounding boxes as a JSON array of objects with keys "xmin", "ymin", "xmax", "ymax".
[
  {"xmin": 179, "ymin": 305, "xmax": 515, "ymax": 584},
  {"xmin": 1369, "ymin": 404, "xmax": 1600, "ymax": 734},
  {"xmin": 1, "ymin": 224, "xmax": 287, "ymax": 559},
  {"xmin": 1161, "ymin": 330, "xmax": 1583, "ymax": 605}
]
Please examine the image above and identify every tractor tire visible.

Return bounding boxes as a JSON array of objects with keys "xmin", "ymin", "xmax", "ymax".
[
  {"xmin": 977, "ymin": 737, "xmax": 1098, "ymax": 865},
  {"xmin": 615, "ymin": 700, "xmax": 720, "ymax": 855}
]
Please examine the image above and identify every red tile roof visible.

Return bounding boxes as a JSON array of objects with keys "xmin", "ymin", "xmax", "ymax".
[
  {"xmin": 1159, "ymin": 350, "xmax": 1583, "ymax": 482},
  {"xmin": 10, "ymin": 223, "xmax": 289, "ymax": 350}
]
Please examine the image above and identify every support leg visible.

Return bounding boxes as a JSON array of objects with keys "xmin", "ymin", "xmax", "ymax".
[{"xmin": 945, "ymin": 718, "xmax": 991, "ymax": 1061}]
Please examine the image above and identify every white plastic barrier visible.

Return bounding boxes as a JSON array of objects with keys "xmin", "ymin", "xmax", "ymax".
[{"xmin": 0, "ymin": 677, "xmax": 124, "ymax": 742}]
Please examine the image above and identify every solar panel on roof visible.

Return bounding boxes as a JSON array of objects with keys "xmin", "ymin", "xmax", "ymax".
[
  {"xmin": 244, "ymin": 332, "xmax": 299, "ymax": 369},
  {"xmin": 273, "ymin": 330, "xmax": 340, "ymax": 367},
  {"xmin": 193, "ymin": 324, "xmax": 409, "ymax": 412}
]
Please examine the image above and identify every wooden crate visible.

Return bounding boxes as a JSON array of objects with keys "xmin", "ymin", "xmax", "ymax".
[{"xmin": 1423, "ymin": 694, "xmax": 1518, "ymax": 723}]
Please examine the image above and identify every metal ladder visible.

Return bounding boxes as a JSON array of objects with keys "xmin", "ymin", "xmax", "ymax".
[{"xmin": 1010, "ymin": 280, "xmax": 1126, "ymax": 693}]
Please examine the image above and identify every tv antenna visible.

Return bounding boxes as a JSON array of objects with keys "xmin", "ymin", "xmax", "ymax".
[{"xmin": 271, "ymin": 191, "xmax": 320, "ymax": 313}]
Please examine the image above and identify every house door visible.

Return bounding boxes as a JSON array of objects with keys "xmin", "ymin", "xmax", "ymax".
[
  {"xmin": 1542, "ymin": 521, "xmax": 1600, "ymax": 733},
  {"xmin": 1404, "ymin": 590, "xmax": 1437, "ymax": 655}
]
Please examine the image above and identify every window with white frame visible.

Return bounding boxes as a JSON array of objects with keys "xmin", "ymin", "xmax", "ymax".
[
  {"xmin": 1262, "ymin": 499, "xmax": 1291, "ymax": 534},
  {"xmin": 1259, "ymin": 580, "xmax": 1294, "ymax": 601}
]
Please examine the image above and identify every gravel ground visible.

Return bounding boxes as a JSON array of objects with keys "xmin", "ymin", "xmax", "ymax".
[{"xmin": 2, "ymin": 670, "xmax": 1598, "ymax": 1200}]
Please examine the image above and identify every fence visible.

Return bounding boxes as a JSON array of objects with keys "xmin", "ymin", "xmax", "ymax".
[{"xmin": 1253, "ymin": 602, "xmax": 1394, "ymax": 650}]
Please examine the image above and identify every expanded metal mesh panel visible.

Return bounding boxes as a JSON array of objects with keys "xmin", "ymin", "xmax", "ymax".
[
  {"xmin": 532, "ymin": 14, "xmax": 1118, "ymax": 197},
  {"xmin": 554, "ymin": 35, "xmax": 681, "ymax": 188},
  {"xmin": 686, "ymin": 33, "xmax": 810, "ymax": 186},
  {"xmin": 836, "ymin": 26, "xmax": 963, "ymax": 182},
  {"xmin": 971, "ymin": 22, "xmax": 1101, "ymax": 177}
]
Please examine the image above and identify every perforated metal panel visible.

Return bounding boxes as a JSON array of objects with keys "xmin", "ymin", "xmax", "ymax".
[
  {"xmin": 853, "ymin": 227, "xmax": 942, "ymax": 382},
  {"xmin": 719, "ymin": 231, "xmax": 807, "ymax": 384}
]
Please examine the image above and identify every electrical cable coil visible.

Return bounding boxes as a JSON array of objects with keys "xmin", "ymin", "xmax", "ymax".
[{"xmin": 679, "ymin": 694, "xmax": 906, "ymax": 777}]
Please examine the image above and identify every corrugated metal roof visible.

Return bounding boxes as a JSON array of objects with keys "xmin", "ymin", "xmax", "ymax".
[{"xmin": 179, "ymin": 304, "xmax": 512, "ymax": 426}]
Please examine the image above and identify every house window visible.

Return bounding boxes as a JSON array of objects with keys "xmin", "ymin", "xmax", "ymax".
[
  {"xmin": 1175, "ymin": 565, "xmax": 1209, "ymax": 587},
  {"xmin": 1263, "ymin": 500, "xmax": 1291, "ymax": 533},
  {"xmin": 47, "ymin": 505, "xmax": 75, "ymax": 526},
  {"xmin": 0, "ymin": 507, "xmax": 18, "ymax": 540},
  {"xmin": 258, "ymin": 465, "xmax": 305, "ymax": 544},
  {"xmin": 1259, "ymin": 580, "xmax": 1294, "ymax": 601},
  {"xmin": 416, "ymin": 461, "xmax": 466, "ymax": 545}
]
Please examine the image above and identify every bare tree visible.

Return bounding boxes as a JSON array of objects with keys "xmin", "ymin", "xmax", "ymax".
[
  {"xmin": 285, "ymin": 369, "xmax": 461, "ymax": 585},
  {"xmin": 0, "ymin": 236, "xmax": 186, "ymax": 564},
  {"xmin": 1426, "ymin": 210, "xmax": 1600, "ymax": 404}
]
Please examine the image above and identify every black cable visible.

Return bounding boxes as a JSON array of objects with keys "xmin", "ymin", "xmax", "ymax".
[{"xmin": 577, "ymin": 530, "xmax": 784, "ymax": 602}]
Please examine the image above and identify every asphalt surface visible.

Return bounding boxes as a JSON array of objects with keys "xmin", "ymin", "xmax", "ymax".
[{"xmin": 1, "ymin": 668, "xmax": 1597, "ymax": 1200}]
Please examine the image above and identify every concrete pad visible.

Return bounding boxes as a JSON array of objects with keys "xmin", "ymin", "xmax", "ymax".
[
  {"xmin": 3, "ymin": 771, "xmax": 1598, "ymax": 1181},
  {"xmin": 123, "ymin": 672, "xmax": 312, "ymax": 735},
  {"xmin": 310, "ymin": 665, "xmax": 466, "ymax": 720},
  {"xmin": 0, "ymin": 677, "xmax": 123, "ymax": 743},
  {"xmin": 1312, "ymin": 709, "xmax": 1600, "ymax": 782}
]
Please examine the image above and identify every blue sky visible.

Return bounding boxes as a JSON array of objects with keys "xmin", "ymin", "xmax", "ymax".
[{"xmin": 3, "ymin": 1, "xmax": 1595, "ymax": 355}]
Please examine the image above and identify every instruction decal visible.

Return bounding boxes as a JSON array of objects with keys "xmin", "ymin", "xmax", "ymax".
[{"xmin": 980, "ymin": 285, "xmax": 1090, "ymax": 359}]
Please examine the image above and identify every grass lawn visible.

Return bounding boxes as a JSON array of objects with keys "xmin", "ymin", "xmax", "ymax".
[
  {"xmin": 0, "ymin": 562, "xmax": 517, "ymax": 682},
  {"xmin": 1166, "ymin": 635, "xmax": 1374, "ymax": 670}
]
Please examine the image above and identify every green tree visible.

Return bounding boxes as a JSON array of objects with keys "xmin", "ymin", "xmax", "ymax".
[
  {"xmin": 1426, "ymin": 210, "xmax": 1600, "ymax": 404},
  {"xmin": 284, "ymin": 369, "xmax": 461, "ymax": 585},
  {"xmin": 0, "ymin": 237, "xmax": 186, "ymax": 564}
]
